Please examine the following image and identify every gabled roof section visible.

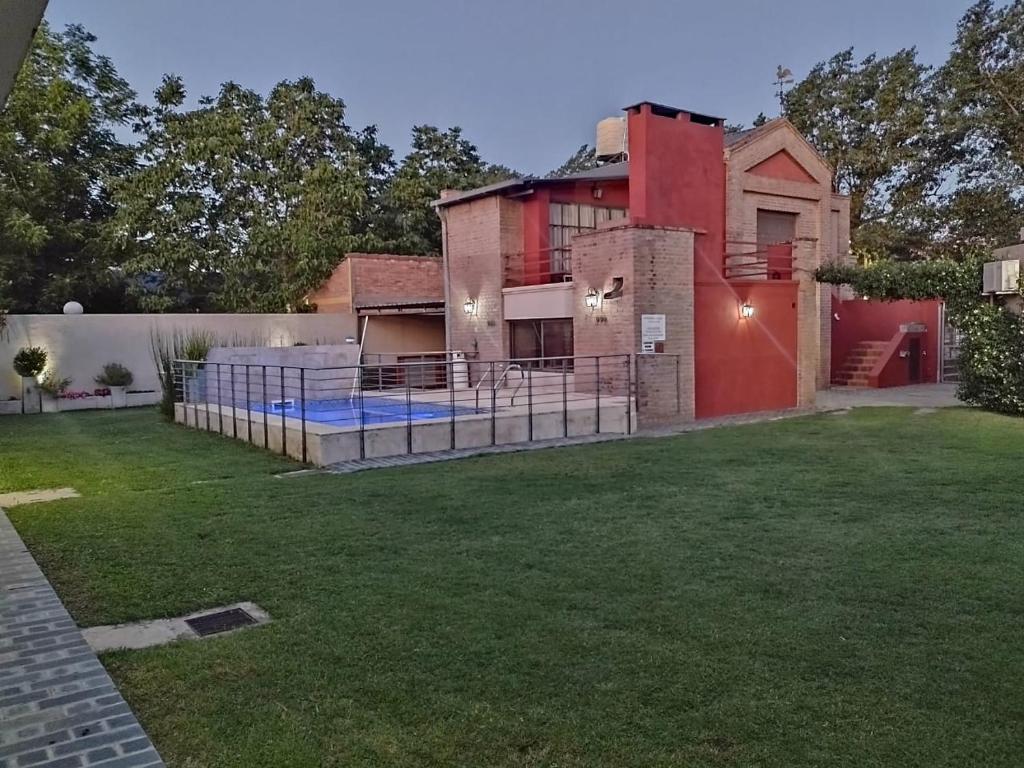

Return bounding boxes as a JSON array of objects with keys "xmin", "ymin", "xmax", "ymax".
[{"xmin": 724, "ymin": 117, "xmax": 834, "ymax": 175}]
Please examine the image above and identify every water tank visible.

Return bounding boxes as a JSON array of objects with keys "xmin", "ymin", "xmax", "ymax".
[{"xmin": 596, "ymin": 116, "xmax": 627, "ymax": 160}]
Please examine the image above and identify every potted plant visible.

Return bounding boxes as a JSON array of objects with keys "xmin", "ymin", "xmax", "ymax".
[
  {"xmin": 37, "ymin": 371, "xmax": 71, "ymax": 412},
  {"xmin": 13, "ymin": 347, "xmax": 47, "ymax": 414},
  {"xmin": 95, "ymin": 362, "xmax": 134, "ymax": 408}
]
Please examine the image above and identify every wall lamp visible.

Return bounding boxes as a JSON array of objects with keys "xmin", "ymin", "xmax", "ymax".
[
  {"xmin": 463, "ymin": 297, "xmax": 478, "ymax": 315},
  {"xmin": 584, "ymin": 289, "xmax": 601, "ymax": 310},
  {"xmin": 740, "ymin": 302, "xmax": 755, "ymax": 319}
]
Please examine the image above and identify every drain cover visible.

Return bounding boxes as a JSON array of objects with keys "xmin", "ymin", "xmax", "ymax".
[{"xmin": 185, "ymin": 607, "xmax": 257, "ymax": 637}]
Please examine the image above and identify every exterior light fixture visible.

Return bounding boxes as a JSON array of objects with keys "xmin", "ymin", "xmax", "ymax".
[
  {"xmin": 584, "ymin": 289, "xmax": 600, "ymax": 310},
  {"xmin": 740, "ymin": 302, "xmax": 755, "ymax": 319},
  {"xmin": 463, "ymin": 297, "xmax": 478, "ymax": 315}
]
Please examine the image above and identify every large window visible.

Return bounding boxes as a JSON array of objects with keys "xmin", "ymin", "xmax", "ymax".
[
  {"xmin": 510, "ymin": 319, "xmax": 574, "ymax": 369},
  {"xmin": 549, "ymin": 203, "xmax": 627, "ymax": 279}
]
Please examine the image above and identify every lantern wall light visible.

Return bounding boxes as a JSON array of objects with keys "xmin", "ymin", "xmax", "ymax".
[
  {"xmin": 584, "ymin": 289, "xmax": 600, "ymax": 310},
  {"xmin": 463, "ymin": 297, "xmax": 478, "ymax": 315},
  {"xmin": 740, "ymin": 302, "xmax": 755, "ymax": 319}
]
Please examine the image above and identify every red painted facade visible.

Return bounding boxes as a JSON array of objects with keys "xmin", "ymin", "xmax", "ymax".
[
  {"xmin": 831, "ymin": 296, "xmax": 941, "ymax": 386},
  {"xmin": 695, "ymin": 283, "xmax": 799, "ymax": 417},
  {"xmin": 519, "ymin": 181, "xmax": 629, "ymax": 286}
]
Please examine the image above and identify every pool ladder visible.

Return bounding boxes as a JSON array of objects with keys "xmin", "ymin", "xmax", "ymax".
[{"xmin": 474, "ymin": 363, "xmax": 525, "ymax": 409}]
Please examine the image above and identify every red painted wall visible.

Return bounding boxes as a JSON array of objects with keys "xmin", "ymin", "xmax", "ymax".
[
  {"xmin": 748, "ymin": 150, "xmax": 818, "ymax": 184},
  {"xmin": 831, "ymin": 296, "xmax": 941, "ymax": 385},
  {"xmin": 519, "ymin": 179, "xmax": 630, "ymax": 286},
  {"xmin": 626, "ymin": 103, "xmax": 725, "ymax": 284},
  {"xmin": 694, "ymin": 282, "xmax": 800, "ymax": 418}
]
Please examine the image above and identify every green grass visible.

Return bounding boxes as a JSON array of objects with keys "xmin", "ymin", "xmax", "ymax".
[{"xmin": 2, "ymin": 407, "xmax": 1023, "ymax": 767}]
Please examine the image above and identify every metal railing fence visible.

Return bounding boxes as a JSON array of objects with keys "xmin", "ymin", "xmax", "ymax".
[{"xmin": 173, "ymin": 354, "xmax": 645, "ymax": 464}]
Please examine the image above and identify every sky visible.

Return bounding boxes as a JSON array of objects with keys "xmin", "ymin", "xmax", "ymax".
[{"xmin": 46, "ymin": 0, "xmax": 976, "ymax": 176}]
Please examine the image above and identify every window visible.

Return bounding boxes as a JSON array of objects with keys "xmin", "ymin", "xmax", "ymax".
[
  {"xmin": 510, "ymin": 319, "xmax": 574, "ymax": 369},
  {"xmin": 549, "ymin": 203, "xmax": 627, "ymax": 280}
]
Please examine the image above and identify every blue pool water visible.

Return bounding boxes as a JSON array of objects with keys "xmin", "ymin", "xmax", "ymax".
[{"xmin": 249, "ymin": 396, "xmax": 482, "ymax": 427}]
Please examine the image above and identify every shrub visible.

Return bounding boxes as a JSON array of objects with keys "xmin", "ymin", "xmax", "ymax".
[
  {"xmin": 13, "ymin": 347, "xmax": 47, "ymax": 378},
  {"xmin": 95, "ymin": 362, "xmax": 134, "ymax": 388},
  {"xmin": 151, "ymin": 329, "xmax": 218, "ymax": 421},
  {"xmin": 37, "ymin": 371, "xmax": 71, "ymax": 398}
]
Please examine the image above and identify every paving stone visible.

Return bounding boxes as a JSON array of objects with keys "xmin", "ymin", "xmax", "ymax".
[
  {"xmin": 0, "ymin": 490, "xmax": 80, "ymax": 509},
  {"xmin": 0, "ymin": 511, "xmax": 164, "ymax": 768}
]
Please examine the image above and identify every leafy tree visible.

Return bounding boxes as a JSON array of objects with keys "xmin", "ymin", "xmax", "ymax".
[
  {"xmin": 0, "ymin": 23, "xmax": 138, "ymax": 313},
  {"xmin": 783, "ymin": 48, "xmax": 936, "ymax": 258},
  {"xmin": 115, "ymin": 76, "xmax": 392, "ymax": 311},
  {"xmin": 385, "ymin": 125, "xmax": 517, "ymax": 254},
  {"xmin": 548, "ymin": 144, "xmax": 598, "ymax": 178},
  {"xmin": 931, "ymin": 0, "xmax": 1024, "ymax": 251}
]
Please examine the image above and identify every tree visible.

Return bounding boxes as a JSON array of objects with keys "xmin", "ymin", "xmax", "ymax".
[
  {"xmin": 114, "ymin": 76, "xmax": 392, "ymax": 311},
  {"xmin": 385, "ymin": 125, "xmax": 517, "ymax": 254},
  {"xmin": 0, "ymin": 23, "xmax": 138, "ymax": 313},
  {"xmin": 931, "ymin": 0, "xmax": 1024, "ymax": 251},
  {"xmin": 548, "ymin": 144, "xmax": 598, "ymax": 178},
  {"xmin": 783, "ymin": 48, "xmax": 936, "ymax": 258}
]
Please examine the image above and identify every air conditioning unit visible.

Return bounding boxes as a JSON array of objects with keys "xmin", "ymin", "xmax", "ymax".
[
  {"xmin": 596, "ymin": 116, "xmax": 627, "ymax": 160},
  {"xmin": 982, "ymin": 259, "xmax": 1021, "ymax": 294}
]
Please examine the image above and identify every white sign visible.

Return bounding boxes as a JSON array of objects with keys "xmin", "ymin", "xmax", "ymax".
[{"xmin": 641, "ymin": 314, "xmax": 666, "ymax": 343}]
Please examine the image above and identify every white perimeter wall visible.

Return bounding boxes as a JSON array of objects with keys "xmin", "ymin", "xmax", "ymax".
[{"xmin": 0, "ymin": 314, "xmax": 359, "ymax": 400}]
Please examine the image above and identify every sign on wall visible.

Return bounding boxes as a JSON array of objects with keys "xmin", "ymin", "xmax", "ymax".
[{"xmin": 641, "ymin": 313, "xmax": 666, "ymax": 353}]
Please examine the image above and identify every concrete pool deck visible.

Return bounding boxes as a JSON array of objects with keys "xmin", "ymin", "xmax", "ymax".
[{"xmin": 176, "ymin": 391, "xmax": 634, "ymax": 466}]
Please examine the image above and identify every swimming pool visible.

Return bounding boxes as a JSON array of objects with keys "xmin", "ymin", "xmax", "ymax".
[{"xmin": 249, "ymin": 396, "xmax": 483, "ymax": 427}]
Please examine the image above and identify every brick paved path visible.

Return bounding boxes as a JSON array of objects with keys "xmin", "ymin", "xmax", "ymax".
[{"xmin": 0, "ymin": 511, "xmax": 164, "ymax": 768}]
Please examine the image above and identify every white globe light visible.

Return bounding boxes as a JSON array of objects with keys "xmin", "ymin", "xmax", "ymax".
[{"xmin": 62, "ymin": 301, "xmax": 84, "ymax": 315}]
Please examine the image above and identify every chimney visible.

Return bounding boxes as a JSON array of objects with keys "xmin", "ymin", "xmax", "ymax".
[{"xmin": 624, "ymin": 101, "xmax": 726, "ymax": 278}]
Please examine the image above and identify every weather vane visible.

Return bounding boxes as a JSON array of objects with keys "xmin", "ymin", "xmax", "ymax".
[{"xmin": 774, "ymin": 65, "xmax": 794, "ymax": 110}]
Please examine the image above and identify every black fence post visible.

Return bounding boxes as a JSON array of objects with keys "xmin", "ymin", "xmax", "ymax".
[
  {"xmin": 405, "ymin": 364, "xmax": 413, "ymax": 455},
  {"xmin": 449, "ymin": 359, "xmax": 456, "ymax": 450},
  {"xmin": 489, "ymin": 361, "xmax": 496, "ymax": 446},
  {"xmin": 191, "ymin": 363, "xmax": 199, "ymax": 428},
  {"xmin": 562, "ymin": 358, "xmax": 568, "ymax": 438},
  {"xmin": 203, "ymin": 364, "xmax": 210, "ymax": 432},
  {"xmin": 634, "ymin": 355, "xmax": 642, "ymax": 422},
  {"xmin": 358, "ymin": 366, "xmax": 366, "ymax": 460},
  {"xmin": 527, "ymin": 366, "xmax": 534, "ymax": 442},
  {"xmin": 300, "ymin": 367, "xmax": 307, "ymax": 464},
  {"xmin": 230, "ymin": 363, "xmax": 238, "ymax": 439},
  {"xmin": 262, "ymin": 365, "xmax": 269, "ymax": 449},
  {"xmin": 245, "ymin": 365, "xmax": 252, "ymax": 443},
  {"xmin": 595, "ymin": 356, "xmax": 601, "ymax": 434},
  {"xmin": 625, "ymin": 355, "xmax": 632, "ymax": 436},
  {"xmin": 279, "ymin": 366, "xmax": 287, "ymax": 457},
  {"xmin": 216, "ymin": 363, "xmax": 223, "ymax": 434},
  {"xmin": 676, "ymin": 354, "xmax": 681, "ymax": 414}
]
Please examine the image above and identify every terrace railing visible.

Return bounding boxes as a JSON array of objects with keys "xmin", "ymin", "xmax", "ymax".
[
  {"xmin": 172, "ymin": 354, "xmax": 640, "ymax": 465},
  {"xmin": 723, "ymin": 240, "xmax": 795, "ymax": 280}
]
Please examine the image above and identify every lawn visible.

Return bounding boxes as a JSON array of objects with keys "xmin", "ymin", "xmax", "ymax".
[{"xmin": 1, "ymin": 407, "xmax": 1023, "ymax": 767}]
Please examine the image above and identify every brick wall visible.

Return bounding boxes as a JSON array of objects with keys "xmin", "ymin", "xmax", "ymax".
[
  {"xmin": 571, "ymin": 223, "xmax": 695, "ymax": 420},
  {"xmin": 442, "ymin": 196, "xmax": 523, "ymax": 364},
  {"xmin": 308, "ymin": 254, "xmax": 442, "ymax": 313}
]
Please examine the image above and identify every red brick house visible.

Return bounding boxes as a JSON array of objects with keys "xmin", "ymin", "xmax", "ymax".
[
  {"xmin": 435, "ymin": 101, "xmax": 850, "ymax": 419},
  {"xmin": 307, "ymin": 253, "xmax": 445, "ymax": 358}
]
